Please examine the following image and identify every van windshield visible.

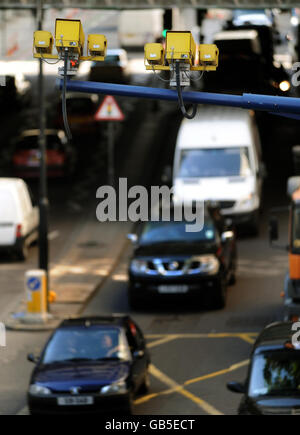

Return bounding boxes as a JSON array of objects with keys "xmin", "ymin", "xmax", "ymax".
[{"xmin": 178, "ymin": 147, "xmax": 252, "ymax": 178}]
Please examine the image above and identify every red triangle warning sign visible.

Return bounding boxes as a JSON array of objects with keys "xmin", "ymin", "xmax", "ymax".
[{"xmin": 95, "ymin": 95, "xmax": 125, "ymax": 122}]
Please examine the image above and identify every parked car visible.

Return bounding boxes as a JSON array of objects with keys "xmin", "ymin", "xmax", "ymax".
[
  {"xmin": 56, "ymin": 93, "xmax": 99, "ymax": 135},
  {"xmin": 227, "ymin": 322, "xmax": 300, "ymax": 415},
  {"xmin": 89, "ymin": 49, "xmax": 130, "ymax": 84},
  {"xmin": 27, "ymin": 316, "xmax": 150, "ymax": 415},
  {"xmin": 0, "ymin": 178, "xmax": 39, "ymax": 260},
  {"xmin": 128, "ymin": 204, "xmax": 237, "ymax": 310},
  {"xmin": 172, "ymin": 106, "xmax": 265, "ymax": 235},
  {"xmin": 232, "ymin": 9, "xmax": 273, "ymax": 28},
  {"xmin": 12, "ymin": 129, "xmax": 73, "ymax": 179}
]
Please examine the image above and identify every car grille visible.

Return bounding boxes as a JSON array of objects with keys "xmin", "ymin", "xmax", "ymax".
[{"xmin": 143, "ymin": 259, "xmax": 204, "ymax": 277}]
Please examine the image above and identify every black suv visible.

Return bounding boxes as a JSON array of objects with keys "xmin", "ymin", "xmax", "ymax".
[
  {"xmin": 228, "ymin": 322, "xmax": 300, "ymax": 415},
  {"xmin": 128, "ymin": 205, "xmax": 237, "ymax": 310}
]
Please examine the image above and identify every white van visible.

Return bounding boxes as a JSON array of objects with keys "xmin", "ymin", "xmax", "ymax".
[
  {"xmin": 173, "ymin": 106, "xmax": 264, "ymax": 233},
  {"xmin": 118, "ymin": 9, "xmax": 164, "ymax": 48},
  {"xmin": 0, "ymin": 178, "xmax": 39, "ymax": 260}
]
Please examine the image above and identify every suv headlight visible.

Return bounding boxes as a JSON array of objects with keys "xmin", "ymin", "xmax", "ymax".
[
  {"xmin": 190, "ymin": 255, "xmax": 220, "ymax": 275},
  {"xmin": 29, "ymin": 384, "xmax": 52, "ymax": 396},
  {"xmin": 101, "ymin": 381, "xmax": 128, "ymax": 395},
  {"xmin": 131, "ymin": 259, "xmax": 148, "ymax": 274}
]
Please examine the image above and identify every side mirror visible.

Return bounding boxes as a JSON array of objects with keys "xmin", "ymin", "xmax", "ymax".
[
  {"xmin": 269, "ymin": 216, "xmax": 279, "ymax": 243},
  {"xmin": 221, "ymin": 231, "xmax": 235, "ymax": 243},
  {"xmin": 127, "ymin": 234, "xmax": 138, "ymax": 244},
  {"xmin": 227, "ymin": 382, "xmax": 246, "ymax": 394},
  {"xmin": 27, "ymin": 353, "xmax": 39, "ymax": 364},
  {"xmin": 133, "ymin": 350, "xmax": 145, "ymax": 359}
]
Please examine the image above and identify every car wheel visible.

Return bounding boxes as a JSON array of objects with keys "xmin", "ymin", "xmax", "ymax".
[
  {"xmin": 212, "ymin": 280, "xmax": 227, "ymax": 310},
  {"xmin": 17, "ymin": 241, "xmax": 29, "ymax": 261},
  {"xmin": 124, "ymin": 393, "xmax": 134, "ymax": 415},
  {"xmin": 139, "ymin": 371, "xmax": 151, "ymax": 395},
  {"xmin": 248, "ymin": 212, "xmax": 260, "ymax": 237}
]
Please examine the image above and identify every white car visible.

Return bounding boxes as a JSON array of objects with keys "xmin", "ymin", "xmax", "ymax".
[
  {"xmin": 0, "ymin": 178, "xmax": 39, "ymax": 260},
  {"xmin": 173, "ymin": 106, "xmax": 265, "ymax": 235}
]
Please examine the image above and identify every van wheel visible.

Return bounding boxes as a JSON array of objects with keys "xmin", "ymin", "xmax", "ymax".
[
  {"xmin": 128, "ymin": 286, "xmax": 144, "ymax": 311},
  {"xmin": 17, "ymin": 242, "xmax": 29, "ymax": 261}
]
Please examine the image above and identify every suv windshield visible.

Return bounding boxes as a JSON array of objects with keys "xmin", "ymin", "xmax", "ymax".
[
  {"xmin": 249, "ymin": 351, "xmax": 300, "ymax": 397},
  {"xmin": 42, "ymin": 327, "xmax": 131, "ymax": 364},
  {"xmin": 140, "ymin": 219, "xmax": 216, "ymax": 245},
  {"xmin": 178, "ymin": 147, "xmax": 252, "ymax": 178}
]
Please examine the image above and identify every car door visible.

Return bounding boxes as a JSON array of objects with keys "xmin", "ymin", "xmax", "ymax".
[{"xmin": 125, "ymin": 321, "xmax": 147, "ymax": 392}]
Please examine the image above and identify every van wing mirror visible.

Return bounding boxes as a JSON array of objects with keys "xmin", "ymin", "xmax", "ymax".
[
  {"xmin": 227, "ymin": 382, "xmax": 246, "ymax": 394},
  {"xmin": 127, "ymin": 234, "xmax": 138, "ymax": 244}
]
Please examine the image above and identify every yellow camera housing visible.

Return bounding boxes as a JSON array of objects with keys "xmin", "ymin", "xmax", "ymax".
[
  {"xmin": 34, "ymin": 31, "xmax": 53, "ymax": 55},
  {"xmin": 199, "ymin": 44, "xmax": 219, "ymax": 70},
  {"xmin": 88, "ymin": 34, "xmax": 107, "ymax": 59},
  {"xmin": 166, "ymin": 31, "xmax": 196, "ymax": 66},
  {"xmin": 55, "ymin": 19, "xmax": 85, "ymax": 56},
  {"xmin": 145, "ymin": 43, "xmax": 165, "ymax": 66}
]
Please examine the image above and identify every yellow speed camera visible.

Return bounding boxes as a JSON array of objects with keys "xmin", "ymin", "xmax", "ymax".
[
  {"xmin": 199, "ymin": 44, "xmax": 219, "ymax": 70},
  {"xmin": 55, "ymin": 19, "xmax": 85, "ymax": 56},
  {"xmin": 33, "ymin": 31, "xmax": 53, "ymax": 55},
  {"xmin": 145, "ymin": 43, "xmax": 165, "ymax": 66},
  {"xmin": 88, "ymin": 34, "xmax": 107, "ymax": 59},
  {"xmin": 166, "ymin": 31, "xmax": 196, "ymax": 66}
]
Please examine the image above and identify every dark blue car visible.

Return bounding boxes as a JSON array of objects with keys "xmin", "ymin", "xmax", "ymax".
[{"xmin": 27, "ymin": 316, "xmax": 150, "ymax": 415}]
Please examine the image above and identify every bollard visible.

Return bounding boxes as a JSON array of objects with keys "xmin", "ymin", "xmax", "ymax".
[{"xmin": 24, "ymin": 270, "xmax": 47, "ymax": 323}]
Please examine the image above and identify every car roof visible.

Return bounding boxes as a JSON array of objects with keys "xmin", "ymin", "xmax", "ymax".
[
  {"xmin": 214, "ymin": 30, "xmax": 259, "ymax": 41},
  {"xmin": 106, "ymin": 48, "xmax": 127, "ymax": 56},
  {"xmin": 59, "ymin": 315, "xmax": 132, "ymax": 329},
  {"xmin": 254, "ymin": 322, "xmax": 298, "ymax": 352}
]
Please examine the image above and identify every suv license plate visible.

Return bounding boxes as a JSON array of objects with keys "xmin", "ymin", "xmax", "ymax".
[{"xmin": 158, "ymin": 285, "xmax": 189, "ymax": 294}]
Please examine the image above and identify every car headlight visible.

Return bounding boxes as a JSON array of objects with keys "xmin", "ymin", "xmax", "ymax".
[
  {"xmin": 100, "ymin": 381, "xmax": 128, "ymax": 395},
  {"xmin": 131, "ymin": 259, "xmax": 148, "ymax": 274},
  {"xmin": 239, "ymin": 193, "xmax": 256, "ymax": 209},
  {"xmin": 29, "ymin": 384, "xmax": 52, "ymax": 396},
  {"xmin": 279, "ymin": 80, "xmax": 291, "ymax": 93},
  {"xmin": 190, "ymin": 255, "xmax": 220, "ymax": 275}
]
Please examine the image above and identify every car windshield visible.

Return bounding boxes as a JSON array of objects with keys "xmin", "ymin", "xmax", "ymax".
[
  {"xmin": 249, "ymin": 351, "xmax": 300, "ymax": 397},
  {"xmin": 41, "ymin": 327, "xmax": 131, "ymax": 365},
  {"xmin": 178, "ymin": 148, "xmax": 252, "ymax": 178},
  {"xmin": 16, "ymin": 136, "xmax": 63, "ymax": 151},
  {"xmin": 233, "ymin": 9, "xmax": 267, "ymax": 18},
  {"xmin": 140, "ymin": 219, "xmax": 216, "ymax": 245}
]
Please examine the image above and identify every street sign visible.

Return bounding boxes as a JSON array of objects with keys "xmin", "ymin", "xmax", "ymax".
[{"xmin": 95, "ymin": 95, "xmax": 125, "ymax": 122}]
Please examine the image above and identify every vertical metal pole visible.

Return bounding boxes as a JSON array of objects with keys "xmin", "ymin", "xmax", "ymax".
[
  {"xmin": 108, "ymin": 122, "xmax": 115, "ymax": 187},
  {"xmin": 37, "ymin": 0, "xmax": 49, "ymax": 310},
  {"xmin": 1, "ymin": 10, "xmax": 6, "ymax": 58}
]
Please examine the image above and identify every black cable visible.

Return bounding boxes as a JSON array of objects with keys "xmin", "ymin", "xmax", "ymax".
[
  {"xmin": 62, "ymin": 52, "xmax": 72, "ymax": 141},
  {"xmin": 175, "ymin": 62, "xmax": 198, "ymax": 120}
]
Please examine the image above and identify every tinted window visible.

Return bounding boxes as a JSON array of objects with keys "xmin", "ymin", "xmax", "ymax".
[
  {"xmin": 67, "ymin": 98, "xmax": 96, "ymax": 115},
  {"xmin": 140, "ymin": 219, "xmax": 215, "ymax": 245},
  {"xmin": 178, "ymin": 148, "xmax": 252, "ymax": 178},
  {"xmin": 42, "ymin": 327, "xmax": 131, "ymax": 364},
  {"xmin": 249, "ymin": 351, "xmax": 300, "ymax": 397},
  {"xmin": 104, "ymin": 55, "xmax": 121, "ymax": 64}
]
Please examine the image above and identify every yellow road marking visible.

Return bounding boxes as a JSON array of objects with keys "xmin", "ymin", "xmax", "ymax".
[
  {"xmin": 146, "ymin": 333, "xmax": 258, "ymax": 340},
  {"xmin": 147, "ymin": 335, "xmax": 180, "ymax": 349},
  {"xmin": 184, "ymin": 360, "xmax": 249, "ymax": 386},
  {"xmin": 239, "ymin": 334, "xmax": 256, "ymax": 345},
  {"xmin": 147, "ymin": 364, "xmax": 223, "ymax": 415},
  {"xmin": 134, "ymin": 359, "xmax": 249, "ymax": 408}
]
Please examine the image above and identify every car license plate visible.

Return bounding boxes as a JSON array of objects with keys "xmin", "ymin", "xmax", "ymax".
[
  {"xmin": 57, "ymin": 396, "xmax": 94, "ymax": 406},
  {"xmin": 158, "ymin": 285, "xmax": 189, "ymax": 294}
]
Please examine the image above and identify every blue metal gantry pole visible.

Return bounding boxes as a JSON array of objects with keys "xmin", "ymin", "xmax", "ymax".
[{"xmin": 64, "ymin": 80, "xmax": 300, "ymax": 119}]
